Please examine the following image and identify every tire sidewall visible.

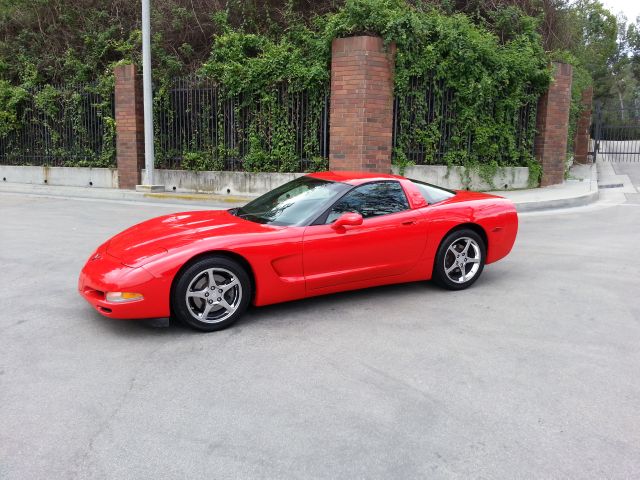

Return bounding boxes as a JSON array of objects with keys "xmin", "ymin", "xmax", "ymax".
[
  {"xmin": 434, "ymin": 229, "xmax": 486, "ymax": 290},
  {"xmin": 172, "ymin": 256, "xmax": 251, "ymax": 331}
]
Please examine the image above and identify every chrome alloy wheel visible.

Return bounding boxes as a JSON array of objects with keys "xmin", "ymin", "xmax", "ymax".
[
  {"xmin": 185, "ymin": 267, "xmax": 242, "ymax": 323},
  {"xmin": 443, "ymin": 237, "xmax": 482, "ymax": 284}
]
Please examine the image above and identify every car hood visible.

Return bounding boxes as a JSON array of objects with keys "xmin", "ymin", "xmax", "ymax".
[{"xmin": 106, "ymin": 209, "xmax": 271, "ymax": 267}]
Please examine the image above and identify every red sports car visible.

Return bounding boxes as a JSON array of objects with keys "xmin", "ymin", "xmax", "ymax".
[{"xmin": 79, "ymin": 171, "xmax": 518, "ymax": 331}]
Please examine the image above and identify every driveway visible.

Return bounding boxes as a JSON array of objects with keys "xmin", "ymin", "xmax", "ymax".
[
  {"xmin": 1, "ymin": 191, "xmax": 639, "ymax": 479},
  {"xmin": 613, "ymin": 162, "xmax": 640, "ymax": 186}
]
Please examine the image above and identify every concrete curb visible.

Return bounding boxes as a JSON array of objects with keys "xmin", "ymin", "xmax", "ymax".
[
  {"xmin": 492, "ymin": 163, "xmax": 600, "ymax": 212},
  {"xmin": 513, "ymin": 188, "xmax": 599, "ymax": 212},
  {"xmin": 0, "ymin": 182, "xmax": 251, "ymax": 208}
]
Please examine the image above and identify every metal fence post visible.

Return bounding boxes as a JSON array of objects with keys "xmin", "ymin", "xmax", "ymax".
[{"xmin": 593, "ymin": 103, "xmax": 602, "ymax": 163}]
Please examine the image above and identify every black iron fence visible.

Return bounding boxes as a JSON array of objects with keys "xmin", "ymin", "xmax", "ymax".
[
  {"xmin": 0, "ymin": 83, "xmax": 115, "ymax": 167},
  {"xmin": 392, "ymin": 75, "xmax": 537, "ymax": 165},
  {"xmin": 590, "ymin": 103, "xmax": 640, "ymax": 162},
  {"xmin": 1, "ymin": 75, "xmax": 542, "ymax": 171},
  {"xmin": 154, "ymin": 76, "xmax": 329, "ymax": 172}
]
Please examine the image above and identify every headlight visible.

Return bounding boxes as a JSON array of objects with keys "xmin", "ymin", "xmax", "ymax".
[{"xmin": 105, "ymin": 292, "xmax": 144, "ymax": 303}]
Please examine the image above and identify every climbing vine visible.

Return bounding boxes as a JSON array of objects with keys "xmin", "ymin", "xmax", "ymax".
[
  {"xmin": 157, "ymin": 12, "xmax": 331, "ymax": 173},
  {"xmin": 0, "ymin": 80, "xmax": 115, "ymax": 167},
  {"xmin": 0, "ymin": 80, "xmax": 28, "ymax": 137},
  {"xmin": 319, "ymin": 0, "xmax": 550, "ymax": 182},
  {"xmin": 161, "ymin": 0, "xmax": 551, "ymax": 175},
  {"xmin": 1, "ymin": 0, "xmax": 552, "ymax": 176}
]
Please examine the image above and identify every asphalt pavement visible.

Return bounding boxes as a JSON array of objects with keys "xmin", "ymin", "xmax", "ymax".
[{"xmin": 1, "ymin": 179, "xmax": 639, "ymax": 479}]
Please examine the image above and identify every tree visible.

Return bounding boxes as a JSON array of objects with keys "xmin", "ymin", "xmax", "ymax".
[
  {"xmin": 566, "ymin": 0, "xmax": 618, "ymax": 99},
  {"xmin": 626, "ymin": 18, "xmax": 640, "ymax": 86}
]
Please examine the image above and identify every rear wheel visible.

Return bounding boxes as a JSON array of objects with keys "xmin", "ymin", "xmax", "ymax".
[
  {"xmin": 172, "ymin": 256, "xmax": 251, "ymax": 331},
  {"xmin": 433, "ymin": 229, "xmax": 486, "ymax": 290}
]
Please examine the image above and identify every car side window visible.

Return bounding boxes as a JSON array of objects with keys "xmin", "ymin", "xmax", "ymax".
[
  {"xmin": 409, "ymin": 179, "xmax": 455, "ymax": 204},
  {"xmin": 325, "ymin": 181, "xmax": 410, "ymax": 224}
]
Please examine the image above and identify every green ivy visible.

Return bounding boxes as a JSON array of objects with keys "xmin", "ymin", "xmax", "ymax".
[
  {"xmin": 1, "ymin": 0, "xmax": 553, "ymax": 177},
  {"xmin": 0, "ymin": 80, "xmax": 28, "ymax": 137},
  {"xmin": 181, "ymin": 151, "xmax": 225, "ymax": 171},
  {"xmin": 181, "ymin": 13, "xmax": 330, "ymax": 173},
  {"xmin": 0, "ymin": 81, "xmax": 116, "ymax": 167},
  {"xmin": 192, "ymin": 0, "xmax": 551, "ymax": 175},
  {"xmin": 341, "ymin": 1, "xmax": 550, "ymax": 181}
]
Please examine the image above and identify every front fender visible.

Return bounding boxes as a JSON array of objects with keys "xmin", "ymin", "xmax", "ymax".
[{"xmin": 142, "ymin": 228, "xmax": 307, "ymax": 308}]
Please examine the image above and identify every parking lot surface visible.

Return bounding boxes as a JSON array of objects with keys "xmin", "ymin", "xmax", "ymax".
[{"xmin": 1, "ymin": 192, "xmax": 639, "ymax": 479}]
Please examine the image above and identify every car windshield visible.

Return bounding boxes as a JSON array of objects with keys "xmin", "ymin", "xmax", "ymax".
[{"xmin": 231, "ymin": 176, "xmax": 350, "ymax": 226}]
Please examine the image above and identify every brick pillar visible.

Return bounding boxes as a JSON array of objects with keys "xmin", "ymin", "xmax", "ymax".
[
  {"xmin": 329, "ymin": 36, "xmax": 395, "ymax": 172},
  {"xmin": 573, "ymin": 86, "xmax": 593, "ymax": 164},
  {"xmin": 114, "ymin": 64, "xmax": 144, "ymax": 189},
  {"xmin": 534, "ymin": 62, "xmax": 573, "ymax": 186}
]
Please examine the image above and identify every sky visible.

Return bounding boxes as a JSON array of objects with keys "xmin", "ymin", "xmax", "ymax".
[{"xmin": 600, "ymin": 0, "xmax": 639, "ymax": 23}]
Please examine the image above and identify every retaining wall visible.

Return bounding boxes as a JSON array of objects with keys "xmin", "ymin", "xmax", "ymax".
[
  {"xmin": 143, "ymin": 169, "xmax": 303, "ymax": 196},
  {"xmin": 0, "ymin": 166, "xmax": 118, "ymax": 188},
  {"xmin": 393, "ymin": 165, "xmax": 530, "ymax": 191},
  {"xmin": 1, "ymin": 165, "xmax": 529, "ymax": 195}
]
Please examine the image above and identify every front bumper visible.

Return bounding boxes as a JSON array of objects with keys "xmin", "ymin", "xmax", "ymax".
[{"xmin": 78, "ymin": 250, "xmax": 170, "ymax": 320}]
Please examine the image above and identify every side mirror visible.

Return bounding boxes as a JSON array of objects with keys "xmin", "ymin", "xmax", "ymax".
[{"xmin": 332, "ymin": 212, "xmax": 363, "ymax": 230}]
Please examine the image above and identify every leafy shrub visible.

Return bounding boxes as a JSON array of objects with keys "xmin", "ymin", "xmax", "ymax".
[
  {"xmin": 194, "ymin": 0, "xmax": 551, "ymax": 174},
  {"xmin": 181, "ymin": 151, "xmax": 225, "ymax": 171},
  {"xmin": 0, "ymin": 80, "xmax": 28, "ymax": 137},
  {"xmin": 0, "ymin": 81, "xmax": 115, "ymax": 167},
  {"xmin": 1, "ymin": 0, "xmax": 552, "ymax": 175}
]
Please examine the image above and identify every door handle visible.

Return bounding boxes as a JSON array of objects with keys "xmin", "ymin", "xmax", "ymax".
[{"xmin": 401, "ymin": 220, "xmax": 416, "ymax": 225}]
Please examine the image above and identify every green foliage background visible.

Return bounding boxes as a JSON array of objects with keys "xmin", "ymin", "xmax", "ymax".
[
  {"xmin": 317, "ymin": 0, "xmax": 550, "ymax": 181},
  {"xmin": 1, "ymin": 0, "xmax": 614, "ymax": 180}
]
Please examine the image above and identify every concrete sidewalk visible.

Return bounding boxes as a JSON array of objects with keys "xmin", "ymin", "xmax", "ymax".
[
  {"xmin": 489, "ymin": 163, "xmax": 599, "ymax": 212},
  {"xmin": 596, "ymin": 160, "xmax": 638, "ymax": 193},
  {"xmin": 0, "ymin": 163, "xmax": 601, "ymax": 212}
]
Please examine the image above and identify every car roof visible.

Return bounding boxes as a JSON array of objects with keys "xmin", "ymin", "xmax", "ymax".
[{"xmin": 306, "ymin": 171, "xmax": 405, "ymax": 185}]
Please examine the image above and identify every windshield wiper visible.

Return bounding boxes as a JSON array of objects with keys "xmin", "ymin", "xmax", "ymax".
[
  {"xmin": 230, "ymin": 207, "xmax": 251, "ymax": 218},
  {"xmin": 230, "ymin": 207, "xmax": 269, "ymax": 223}
]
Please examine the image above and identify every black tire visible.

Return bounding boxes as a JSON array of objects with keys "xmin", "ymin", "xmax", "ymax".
[
  {"xmin": 433, "ymin": 228, "xmax": 486, "ymax": 290},
  {"xmin": 172, "ymin": 255, "xmax": 251, "ymax": 332}
]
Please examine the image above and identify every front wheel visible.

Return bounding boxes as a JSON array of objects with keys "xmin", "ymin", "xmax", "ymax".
[
  {"xmin": 433, "ymin": 229, "xmax": 486, "ymax": 290},
  {"xmin": 172, "ymin": 256, "xmax": 251, "ymax": 331}
]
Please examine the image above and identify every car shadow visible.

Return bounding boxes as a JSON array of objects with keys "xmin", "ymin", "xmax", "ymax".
[
  {"xmin": 239, "ymin": 280, "xmax": 440, "ymax": 327},
  {"xmin": 84, "ymin": 280, "xmax": 448, "ymax": 337},
  {"xmin": 85, "ymin": 271, "xmax": 505, "ymax": 337},
  {"xmin": 240, "ymin": 269, "xmax": 503, "ymax": 330},
  {"xmin": 84, "ymin": 306, "xmax": 169, "ymax": 336}
]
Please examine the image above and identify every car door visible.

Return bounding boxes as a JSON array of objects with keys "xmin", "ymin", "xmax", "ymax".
[{"xmin": 302, "ymin": 180, "xmax": 427, "ymax": 290}]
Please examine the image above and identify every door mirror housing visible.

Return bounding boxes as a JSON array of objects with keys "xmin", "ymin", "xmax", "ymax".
[{"xmin": 332, "ymin": 212, "xmax": 363, "ymax": 230}]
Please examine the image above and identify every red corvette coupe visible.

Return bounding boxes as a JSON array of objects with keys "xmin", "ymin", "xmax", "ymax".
[{"xmin": 79, "ymin": 171, "xmax": 518, "ymax": 331}]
